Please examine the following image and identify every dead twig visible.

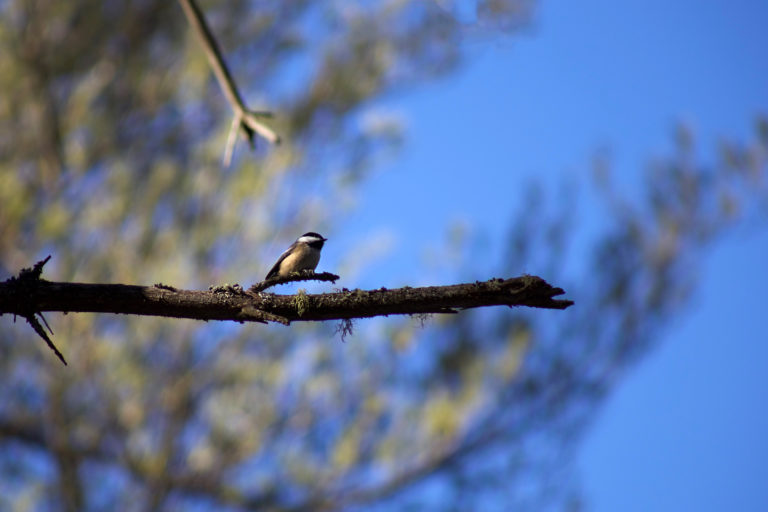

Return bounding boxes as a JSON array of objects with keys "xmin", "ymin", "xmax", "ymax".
[
  {"xmin": 5, "ymin": 255, "xmax": 67, "ymax": 365},
  {"xmin": 249, "ymin": 270, "xmax": 340, "ymax": 293},
  {"xmin": 177, "ymin": 0, "xmax": 279, "ymax": 166}
]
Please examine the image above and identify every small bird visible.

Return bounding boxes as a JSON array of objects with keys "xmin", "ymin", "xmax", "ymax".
[{"xmin": 265, "ymin": 232, "xmax": 328, "ymax": 279}]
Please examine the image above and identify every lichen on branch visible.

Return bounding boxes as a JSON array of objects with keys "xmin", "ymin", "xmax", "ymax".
[{"xmin": 0, "ymin": 257, "xmax": 573, "ymax": 365}]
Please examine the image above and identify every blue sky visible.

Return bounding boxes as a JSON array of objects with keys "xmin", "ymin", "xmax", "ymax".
[
  {"xmin": 329, "ymin": 0, "xmax": 768, "ymax": 509},
  {"xmin": 579, "ymin": 227, "xmax": 768, "ymax": 510}
]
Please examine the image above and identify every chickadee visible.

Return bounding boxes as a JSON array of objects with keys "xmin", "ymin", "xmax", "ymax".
[{"xmin": 265, "ymin": 232, "xmax": 328, "ymax": 279}]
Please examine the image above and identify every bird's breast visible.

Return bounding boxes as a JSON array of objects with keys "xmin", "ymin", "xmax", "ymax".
[{"xmin": 278, "ymin": 244, "xmax": 321, "ymax": 276}]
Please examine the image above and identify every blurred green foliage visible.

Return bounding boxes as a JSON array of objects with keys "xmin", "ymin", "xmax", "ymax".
[{"xmin": 0, "ymin": 1, "xmax": 766, "ymax": 511}]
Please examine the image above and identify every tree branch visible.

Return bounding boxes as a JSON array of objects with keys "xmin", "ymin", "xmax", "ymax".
[
  {"xmin": 1, "ymin": 257, "xmax": 572, "ymax": 363},
  {"xmin": 177, "ymin": 0, "xmax": 279, "ymax": 163},
  {"xmin": 249, "ymin": 269, "xmax": 341, "ymax": 292}
]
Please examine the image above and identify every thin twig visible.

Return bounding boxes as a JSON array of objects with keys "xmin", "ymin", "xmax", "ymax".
[
  {"xmin": 222, "ymin": 113, "xmax": 241, "ymax": 166},
  {"xmin": 177, "ymin": 0, "xmax": 279, "ymax": 160},
  {"xmin": 249, "ymin": 270, "xmax": 341, "ymax": 293},
  {"xmin": 25, "ymin": 312, "xmax": 67, "ymax": 365}
]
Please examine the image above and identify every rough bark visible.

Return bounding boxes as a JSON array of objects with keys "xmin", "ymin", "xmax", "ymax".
[{"xmin": 0, "ymin": 257, "xmax": 573, "ymax": 364}]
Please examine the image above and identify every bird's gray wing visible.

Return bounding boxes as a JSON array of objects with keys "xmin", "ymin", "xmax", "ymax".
[{"xmin": 265, "ymin": 241, "xmax": 297, "ymax": 279}]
